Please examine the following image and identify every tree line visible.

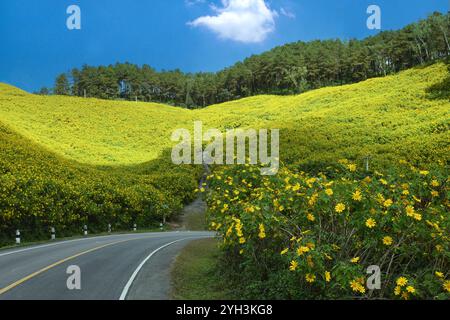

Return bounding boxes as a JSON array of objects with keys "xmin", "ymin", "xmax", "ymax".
[{"xmin": 41, "ymin": 12, "xmax": 449, "ymax": 108}]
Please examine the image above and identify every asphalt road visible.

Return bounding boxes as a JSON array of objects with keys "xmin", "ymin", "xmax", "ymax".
[{"xmin": 0, "ymin": 231, "xmax": 213, "ymax": 300}]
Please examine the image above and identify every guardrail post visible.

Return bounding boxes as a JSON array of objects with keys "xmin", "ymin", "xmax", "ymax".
[
  {"xmin": 83, "ymin": 225, "xmax": 88, "ymax": 236},
  {"xmin": 15, "ymin": 229, "xmax": 21, "ymax": 245},
  {"xmin": 51, "ymin": 227, "xmax": 56, "ymax": 240},
  {"xmin": 108, "ymin": 224, "xmax": 112, "ymax": 233},
  {"xmin": 133, "ymin": 224, "xmax": 137, "ymax": 232}
]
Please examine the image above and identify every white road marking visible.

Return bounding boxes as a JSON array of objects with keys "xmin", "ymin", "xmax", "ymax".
[
  {"xmin": 119, "ymin": 236, "xmax": 211, "ymax": 300},
  {"xmin": 0, "ymin": 232, "xmax": 190, "ymax": 258}
]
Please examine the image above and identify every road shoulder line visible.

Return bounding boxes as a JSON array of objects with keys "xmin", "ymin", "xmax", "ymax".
[{"xmin": 119, "ymin": 237, "xmax": 210, "ymax": 300}]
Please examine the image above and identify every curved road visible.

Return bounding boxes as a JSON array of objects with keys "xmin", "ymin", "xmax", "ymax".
[{"xmin": 0, "ymin": 231, "xmax": 213, "ymax": 300}]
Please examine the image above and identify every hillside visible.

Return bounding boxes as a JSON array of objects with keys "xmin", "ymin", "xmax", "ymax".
[
  {"xmin": 0, "ymin": 62, "xmax": 449, "ymax": 246},
  {"xmin": 1, "ymin": 62, "xmax": 449, "ymax": 168}
]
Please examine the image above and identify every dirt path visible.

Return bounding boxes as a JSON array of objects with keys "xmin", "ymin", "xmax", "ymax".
[
  {"xmin": 175, "ymin": 197, "xmax": 207, "ymax": 231},
  {"xmin": 170, "ymin": 164, "xmax": 210, "ymax": 231}
]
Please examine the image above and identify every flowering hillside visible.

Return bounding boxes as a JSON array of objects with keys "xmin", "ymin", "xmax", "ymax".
[{"xmin": 1, "ymin": 63, "xmax": 448, "ymax": 168}]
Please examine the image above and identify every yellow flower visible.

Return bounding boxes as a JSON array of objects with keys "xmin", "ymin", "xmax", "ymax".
[
  {"xmin": 413, "ymin": 213, "xmax": 422, "ymax": 221},
  {"xmin": 383, "ymin": 199, "xmax": 393, "ymax": 208},
  {"xmin": 405, "ymin": 205, "xmax": 415, "ymax": 217},
  {"xmin": 394, "ymin": 286, "xmax": 402, "ymax": 296},
  {"xmin": 431, "ymin": 180, "xmax": 440, "ymax": 187},
  {"xmin": 289, "ymin": 260, "xmax": 298, "ymax": 271},
  {"xmin": 325, "ymin": 271, "xmax": 331, "ymax": 282},
  {"xmin": 239, "ymin": 237, "xmax": 246, "ymax": 244},
  {"xmin": 258, "ymin": 224, "xmax": 266, "ymax": 239},
  {"xmin": 347, "ymin": 164, "xmax": 357, "ymax": 172},
  {"xmin": 435, "ymin": 271, "xmax": 444, "ymax": 278},
  {"xmin": 235, "ymin": 224, "xmax": 243, "ymax": 237},
  {"xmin": 351, "ymin": 257, "xmax": 360, "ymax": 263},
  {"xmin": 245, "ymin": 206, "xmax": 255, "ymax": 213},
  {"xmin": 308, "ymin": 193, "xmax": 318, "ymax": 206},
  {"xmin": 306, "ymin": 242, "xmax": 315, "ymax": 249},
  {"xmin": 402, "ymin": 190, "xmax": 410, "ymax": 195},
  {"xmin": 325, "ymin": 188, "xmax": 334, "ymax": 196},
  {"xmin": 350, "ymin": 279, "xmax": 366, "ymax": 294},
  {"xmin": 383, "ymin": 236, "xmax": 393, "ymax": 246},
  {"xmin": 305, "ymin": 274, "xmax": 316, "ymax": 283},
  {"xmin": 431, "ymin": 190, "xmax": 439, "ymax": 197},
  {"xmin": 280, "ymin": 248, "xmax": 289, "ymax": 255},
  {"xmin": 352, "ymin": 190, "xmax": 362, "ymax": 201},
  {"xmin": 396, "ymin": 277, "xmax": 408, "ymax": 287},
  {"xmin": 443, "ymin": 280, "xmax": 450, "ymax": 293},
  {"xmin": 379, "ymin": 179, "xmax": 388, "ymax": 185},
  {"xmin": 419, "ymin": 170, "xmax": 429, "ymax": 176},
  {"xmin": 335, "ymin": 203, "xmax": 346, "ymax": 213},
  {"xmin": 307, "ymin": 255, "xmax": 314, "ymax": 268},
  {"xmin": 297, "ymin": 246, "xmax": 310, "ymax": 256},
  {"xmin": 406, "ymin": 286, "xmax": 416, "ymax": 294},
  {"xmin": 307, "ymin": 213, "xmax": 316, "ymax": 222},
  {"xmin": 366, "ymin": 218, "xmax": 377, "ymax": 229}
]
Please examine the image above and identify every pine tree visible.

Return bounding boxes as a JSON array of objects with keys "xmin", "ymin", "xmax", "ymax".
[{"xmin": 54, "ymin": 74, "xmax": 71, "ymax": 95}]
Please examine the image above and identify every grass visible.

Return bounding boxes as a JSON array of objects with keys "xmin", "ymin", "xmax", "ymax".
[{"xmin": 171, "ymin": 238, "xmax": 233, "ymax": 300}]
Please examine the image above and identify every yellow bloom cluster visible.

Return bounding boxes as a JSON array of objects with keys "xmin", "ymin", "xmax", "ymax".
[
  {"xmin": 207, "ymin": 160, "xmax": 448, "ymax": 299},
  {"xmin": 0, "ymin": 123, "xmax": 198, "ymax": 242},
  {"xmin": 350, "ymin": 278, "xmax": 366, "ymax": 294}
]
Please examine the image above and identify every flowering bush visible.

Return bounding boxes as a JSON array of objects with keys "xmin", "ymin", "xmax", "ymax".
[
  {"xmin": 0, "ymin": 124, "xmax": 200, "ymax": 245},
  {"xmin": 206, "ymin": 160, "xmax": 449, "ymax": 299}
]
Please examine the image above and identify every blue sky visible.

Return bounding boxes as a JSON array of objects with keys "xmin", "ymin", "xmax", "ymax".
[{"xmin": 0, "ymin": 0, "xmax": 448, "ymax": 92}]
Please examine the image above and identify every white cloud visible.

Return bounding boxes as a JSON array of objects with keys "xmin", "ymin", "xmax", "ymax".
[
  {"xmin": 185, "ymin": 0, "xmax": 206, "ymax": 6},
  {"xmin": 188, "ymin": 0, "xmax": 277, "ymax": 43},
  {"xmin": 280, "ymin": 7, "xmax": 295, "ymax": 19}
]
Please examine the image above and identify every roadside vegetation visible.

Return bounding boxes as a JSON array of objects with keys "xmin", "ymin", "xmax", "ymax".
[
  {"xmin": 171, "ymin": 238, "xmax": 234, "ymax": 300},
  {"xmin": 0, "ymin": 118, "xmax": 200, "ymax": 246},
  {"xmin": 205, "ymin": 161, "xmax": 449, "ymax": 300}
]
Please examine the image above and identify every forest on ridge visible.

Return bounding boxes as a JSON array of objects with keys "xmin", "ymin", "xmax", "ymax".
[{"xmin": 46, "ymin": 12, "xmax": 450, "ymax": 108}]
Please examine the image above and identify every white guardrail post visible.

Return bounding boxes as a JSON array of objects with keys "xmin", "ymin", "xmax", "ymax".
[
  {"xmin": 15, "ymin": 229, "xmax": 21, "ymax": 245},
  {"xmin": 83, "ymin": 225, "xmax": 88, "ymax": 236},
  {"xmin": 51, "ymin": 227, "xmax": 56, "ymax": 240}
]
